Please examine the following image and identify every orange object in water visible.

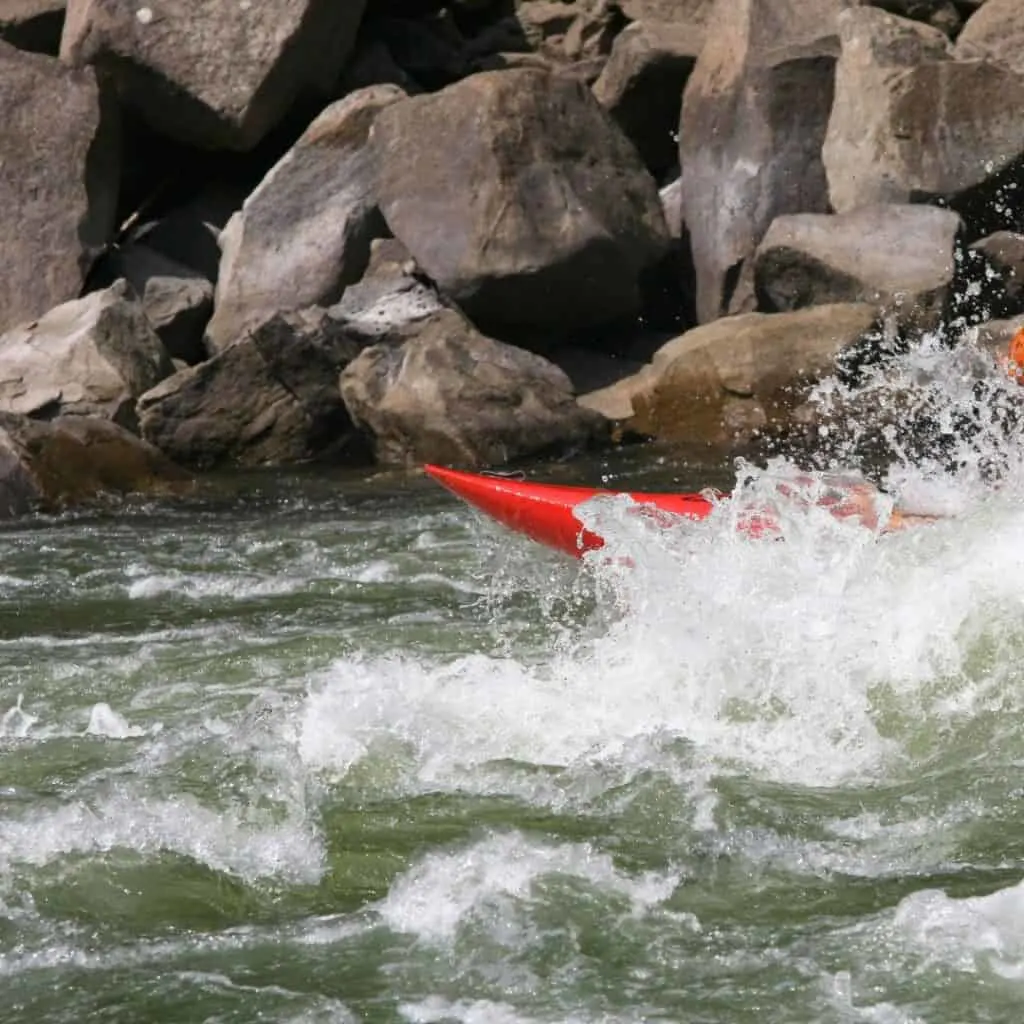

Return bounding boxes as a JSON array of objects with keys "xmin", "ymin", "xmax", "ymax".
[{"xmin": 1006, "ymin": 326, "xmax": 1024, "ymax": 384}]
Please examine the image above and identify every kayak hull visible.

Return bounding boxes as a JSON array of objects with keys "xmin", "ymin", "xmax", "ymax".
[{"xmin": 423, "ymin": 464, "xmax": 721, "ymax": 559}]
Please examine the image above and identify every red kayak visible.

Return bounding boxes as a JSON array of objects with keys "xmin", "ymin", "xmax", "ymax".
[
  {"xmin": 424, "ymin": 464, "xmax": 759, "ymax": 558},
  {"xmin": 424, "ymin": 465, "xmax": 936, "ymax": 559}
]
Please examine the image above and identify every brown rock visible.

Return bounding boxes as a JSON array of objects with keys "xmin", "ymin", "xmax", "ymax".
[
  {"xmin": 339, "ymin": 308, "xmax": 609, "ymax": 467},
  {"xmin": 615, "ymin": 0, "xmax": 712, "ymax": 24},
  {"xmin": 206, "ymin": 84, "xmax": 405, "ymax": 352},
  {"xmin": 60, "ymin": 0, "xmax": 368, "ymax": 149},
  {"xmin": 679, "ymin": 0, "xmax": 857, "ymax": 325},
  {"xmin": 0, "ymin": 281, "xmax": 174, "ymax": 430},
  {"xmin": 626, "ymin": 304, "xmax": 880, "ymax": 449},
  {"xmin": 955, "ymin": 0, "xmax": 1024, "ymax": 72},
  {"xmin": 872, "ymin": 0, "xmax": 961, "ymax": 35},
  {"xmin": 372, "ymin": 67, "xmax": 669, "ymax": 338},
  {"xmin": 0, "ymin": 40, "xmax": 118, "ymax": 333},
  {"xmin": 754, "ymin": 204, "xmax": 962, "ymax": 328},
  {"xmin": 824, "ymin": 7, "xmax": 1024, "ymax": 216},
  {"xmin": 0, "ymin": 411, "xmax": 190, "ymax": 519},
  {"xmin": 138, "ymin": 310, "xmax": 367, "ymax": 469},
  {"xmin": 592, "ymin": 21, "xmax": 701, "ymax": 179}
]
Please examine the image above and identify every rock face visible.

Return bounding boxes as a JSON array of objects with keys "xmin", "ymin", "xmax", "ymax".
[
  {"xmin": 0, "ymin": 282, "xmax": 174, "ymax": 429},
  {"xmin": 339, "ymin": 309, "xmax": 609, "ymax": 466},
  {"xmin": 138, "ymin": 310, "xmax": 366, "ymax": 469},
  {"xmin": 592, "ymin": 20, "xmax": 701, "ymax": 179},
  {"xmin": 754, "ymin": 205, "xmax": 962, "ymax": 328},
  {"xmin": 0, "ymin": 411, "xmax": 190, "ymax": 519},
  {"xmin": 955, "ymin": 0, "xmax": 1024, "ymax": 71},
  {"xmin": 0, "ymin": 40, "xmax": 119, "ymax": 333},
  {"xmin": 0, "ymin": 0, "xmax": 65, "ymax": 53},
  {"xmin": 824, "ymin": 7, "xmax": 1024, "ymax": 217},
  {"xmin": 371, "ymin": 67, "xmax": 670, "ymax": 338},
  {"xmin": 626, "ymin": 304, "xmax": 880, "ymax": 448},
  {"xmin": 60, "ymin": 0, "xmax": 368, "ymax": 149},
  {"xmin": 206, "ymin": 84, "xmax": 405, "ymax": 352},
  {"xmin": 679, "ymin": 0, "xmax": 854, "ymax": 325}
]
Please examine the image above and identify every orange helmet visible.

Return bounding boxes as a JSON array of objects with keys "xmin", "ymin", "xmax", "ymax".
[{"xmin": 1007, "ymin": 326, "xmax": 1024, "ymax": 384}]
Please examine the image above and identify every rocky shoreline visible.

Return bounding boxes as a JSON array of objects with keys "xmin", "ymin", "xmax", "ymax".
[{"xmin": 1, "ymin": 0, "xmax": 1023, "ymax": 515}]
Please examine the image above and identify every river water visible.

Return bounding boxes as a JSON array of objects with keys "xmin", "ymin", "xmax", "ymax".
[{"xmin": 5, "ymin": 343, "xmax": 1024, "ymax": 1023}]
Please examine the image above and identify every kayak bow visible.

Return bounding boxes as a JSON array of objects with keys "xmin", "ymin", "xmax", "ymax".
[{"xmin": 424, "ymin": 464, "xmax": 724, "ymax": 559}]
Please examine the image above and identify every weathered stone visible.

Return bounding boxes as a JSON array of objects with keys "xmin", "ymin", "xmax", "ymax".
[
  {"xmin": 679, "ymin": 0, "xmax": 856, "ymax": 325},
  {"xmin": 873, "ymin": 0, "xmax": 961, "ymax": 35},
  {"xmin": 659, "ymin": 177, "xmax": 682, "ymax": 240},
  {"xmin": 592, "ymin": 21, "xmax": 700, "ymax": 179},
  {"xmin": 625, "ymin": 304, "xmax": 880, "ymax": 448},
  {"xmin": 0, "ymin": 40, "xmax": 118, "ymax": 333},
  {"xmin": 374, "ymin": 13, "xmax": 468, "ymax": 88},
  {"xmin": 955, "ymin": 0, "xmax": 1024, "ymax": 72},
  {"xmin": 60, "ymin": 0, "xmax": 368, "ymax": 149},
  {"xmin": 207, "ymin": 84, "xmax": 405, "ymax": 352},
  {"xmin": 339, "ymin": 308, "xmax": 610, "ymax": 467},
  {"xmin": 90, "ymin": 245, "xmax": 213, "ymax": 364},
  {"xmin": 138, "ymin": 310, "xmax": 367, "ymax": 469},
  {"xmin": 372, "ymin": 67, "xmax": 669, "ymax": 338},
  {"xmin": 754, "ymin": 205, "xmax": 962, "ymax": 328},
  {"xmin": 615, "ymin": 0, "xmax": 713, "ymax": 25},
  {"xmin": 0, "ymin": 0, "xmax": 65, "ymax": 53},
  {"xmin": 0, "ymin": 281, "xmax": 174, "ymax": 429},
  {"xmin": 824, "ymin": 7, "xmax": 1024, "ymax": 217},
  {"xmin": 328, "ymin": 274, "xmax": 446, "ymax": 344},
  {"xmin": 0, "ymin": 411, "xmax": 190, "ymax": 519}
]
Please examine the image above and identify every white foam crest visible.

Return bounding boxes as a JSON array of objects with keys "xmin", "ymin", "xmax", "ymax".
[
  {"xmin": 84, "ymin": 702, "xmax": 157, "ymax": 739},
  {"xmin": 0, "ymin": 789, "xmax": 324, "ymax": 884},
  {"xmin": 399, "ymin": 996, "xmax": 644, "ymax": 1024},
  {"xmin": 892, "ymin": 878, "xmax": 1024, "ymax": 979},
  {"xmin": 377, "ymin": 831, "xmax": 683, "ymax": 945},
  {"xmin": 126, "ymin": 571, "xmax": 307, "ymax": 600}
]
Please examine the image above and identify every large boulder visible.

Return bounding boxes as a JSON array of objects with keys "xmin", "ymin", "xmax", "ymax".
[
  {"xmin": 60, "ymin": 0, "xmax": 368, "ymax": 149},
  {"xmin": 679, "ymin": 0, "xmax": 856, "ymax": 325},
  {"xmin": 753, "ymin": 204, "xmax": 962, "ymax": 328},
  {"xmin": 592, "ymin": 20, "xmax": 701, "ymax": 180},
  {"xmin": 621, "ymin": 304, "xmax": 880, "ymax": 449},
  {"xmin": 823, "ymin": 7, "xmax": 1024, "ymax": 224},
  {"xmin": 339, "ymin": 308, "xmax": 610, "ymax": 467},
  {"xmin": 955, "ymin": 0, "xmax": 1024, "ymax": 72},
  {"xmin": 0, "ymin": 40, "xmax": 118, "ymax": 334},
  {"xmin": 371, "ymin": 67, "xmax": 670, "ymax": 338},
  {"xmin": 206, "ymin": 84, "xmax": 405, "ymax": 352},
  {"xmin": 0, "ymin": 281, "xmax": 174, "ymax": 429},
  {"xmin": 138, "ymin": 309, "xmax": 367, "ymax": 469},
  {"xmin": 0, "ymin": 412, "xmax": 190, "ymax": 519}
]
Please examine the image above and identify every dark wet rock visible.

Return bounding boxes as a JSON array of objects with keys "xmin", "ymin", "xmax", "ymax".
[
  {"xmin": 614, "ymin": 304, "xmax": 881, "ymax": 449},
  {"xmin": 138, "ymin": 309, "xmax": 368, "ymax": 469},
  {"xmin": 0, "ymin": 411, "xmax": 190, "ymax": 518},
  {"xmin": 0, "ymin": 281, "xmax": 174, "ymax": 430},
  {"xmin": 679, "ymin": 0, "xmax": 851, "ymax": 325},
  {"xmin": 592, "ymin": 20, "xmax": 700, "ymax": 179},
  {"xmin": 970, "ymin": 232, "xmax": 1024, "ymax": 318},
  {"xmin": 338, "ymin": 308, "xmax": 610, "ymax": 467},
  {"xmin": 60, "ymin": 0, "xmax": 368, "ymax": 149},
  {"xmin": 824, "ymin": 7, "xmax": 1024, "ymax": 219},
  {"xmin": 872, "ymin": 0, "xmax": 961, "ymax": 35},
  {"xmin": 0, "ymin": 40, "xmax": 118, "ymax": 333},
  {"xmin": 372, "ymin": 67, "xmax": 669, "ymax": 338},
  {"xmin": 206, "ymin": 84, "xmax": 405, "ymax": 352},
  {"xmin": 754, "ymin": 205, "xmax": 962, "ymax": 329}
]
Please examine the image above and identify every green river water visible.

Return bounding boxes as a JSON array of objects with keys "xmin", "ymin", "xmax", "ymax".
[{"xmin": 4, "ymin": 435, "xmax": 1024, "ymax": 1023}]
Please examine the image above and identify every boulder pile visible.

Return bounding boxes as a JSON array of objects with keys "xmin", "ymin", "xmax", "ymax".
[{"xmin": 1, "ymin": 0, "xmax": 1022, "ymax": 514}]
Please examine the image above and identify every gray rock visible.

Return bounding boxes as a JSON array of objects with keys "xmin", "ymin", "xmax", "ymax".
[
  {"xmin": 328, "ymin": 274, "xmax": 446, "ymax": 344},
  {"xmin": 339, "ymin": 308, "xmax": 610, "ymax": 467},
  {"xmin": 679, "ymin": 0, "xmax": 856, "ymax": 324},
  {"xmin": 60, "ymin": 0, "xmax": 368, "ymax": 149},
  {"xmin": 207, "ymin": 84, "xmax": 405, "ymax": 352},
  {"xmin": 138, "ymin": 309, "xmax": 367, "ymax": 469},
  {"xmin": 0, "ymin": 0, "xmax": 65, "ymax": 53},
  {"xmin": 955, "ymin": 0, "xmax": 1024, "ymax": 72},
  {"xmin": 0, "ymin": 40, "xmax": 118, "ymax": 333},
  {"xmin": 0, "ymin": 281, "xmax": 174, "ymax": 430},
  {"xmin": 372, "ymin": 67, "xmax": 670, "ymax": 338},
  {"xmin": 754, "ymin": 204, "xmax": 962, "ymax": 328}
]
